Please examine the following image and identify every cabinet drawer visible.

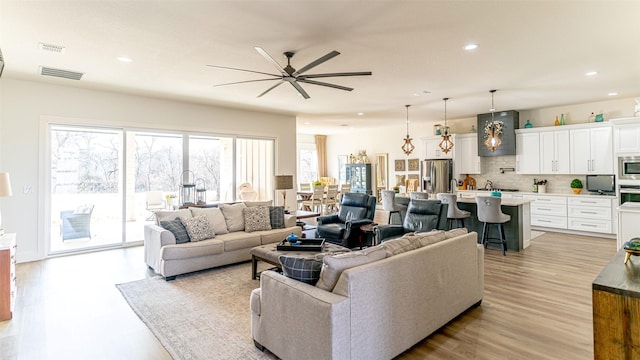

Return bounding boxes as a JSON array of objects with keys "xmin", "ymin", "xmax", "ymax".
[
  {"xmin": 531, "ymin": 215, "xmax": 567, "ymax": 229},
  {"xmin": 568, "ymin": 218, "xmax": 612, "ymax": 233},
  {"xmin": 531, "ymin": 203, "xmax": 567, "ymax": 217},
  {"xmin": 568, "ymin": 205, "xmax": 611, "ymax": 220},
  {"xmin": 567, "ymin": 197, "xmax": 611, "ymax": 207},
  {"xmin": 530, "ymin": 195, "xmax": 567, "ymax": 205}
]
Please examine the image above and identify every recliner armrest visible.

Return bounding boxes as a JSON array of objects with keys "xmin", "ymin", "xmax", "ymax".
[
  {"xmin": 346, "ymin": 218, "xmax": 373, "ymax": 227},
  {"xmin": 375, "ymin": 225, "xmax": 406, "ymax": 242},
  {"xmin": 317, "ymin": 214, "xmax": 340, "ymax": 225}
]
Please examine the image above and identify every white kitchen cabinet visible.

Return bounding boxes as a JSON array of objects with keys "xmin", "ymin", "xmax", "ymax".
[
  {"xmin": 540, "ymin": 129, "xmax": 570, "ymax": 174},
  {"xmin": 569, "ymin": 124, "xmax": 613, "ymax": 174},
  {"xmin": 423, "ymin": 136, "xmax": 453, "ymax": 159},
  {"xmin": 453, "ymin": 133, "xmax": 481, "ymax": 175},
  {"xmin": 525, "ymin": 194, "xmax": 568, "ymax": 230},
  {"xmin": 617, "ymin": 202, "xmax": 640, "ymax": 250},
  {"xmin": 612, "ymin": 118, "xmax": 640, "ymax": 154},
  {"xmin": 567, "ymin": 197, "xmax": 614, "ymax": 234},
  {"xmin": 515, "ymin": 131, "xmax": 540, "ymax": 174}
]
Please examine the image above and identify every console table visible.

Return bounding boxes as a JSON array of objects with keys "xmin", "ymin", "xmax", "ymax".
[
  {"xmin": 0, "ymin": 233, "xmax": 16, "ymax": 321},
  {"xmin": 592, "ymin": 248, "xmax": 640, "ymax": 359}
]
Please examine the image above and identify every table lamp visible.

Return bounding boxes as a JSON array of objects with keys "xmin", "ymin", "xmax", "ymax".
[
  {"xmin": 274, "ymin": 175, "xmax": 293, "ymax": 211},
  {"xmin": 0, "ymin": 172, "xmax": 13, "ymax": 238}
]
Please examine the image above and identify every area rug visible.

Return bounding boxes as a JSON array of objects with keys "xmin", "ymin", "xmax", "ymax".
[{"xmin": 116, "ymin": 262, "xmax": 277, "ymax": 360}]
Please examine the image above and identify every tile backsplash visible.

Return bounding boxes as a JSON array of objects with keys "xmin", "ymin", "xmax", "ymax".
[{"xmin": 456, "ymin": 156, "xmax": 587, "ymax": 194}]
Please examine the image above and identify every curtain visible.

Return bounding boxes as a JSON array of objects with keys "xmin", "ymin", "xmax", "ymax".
[{"xmin": 315, "ymin": 135, "xmax": 327, "ymax": 177}]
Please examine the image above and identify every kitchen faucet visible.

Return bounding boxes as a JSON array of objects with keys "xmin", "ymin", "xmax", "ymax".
[{"xmin": 485, "ymin": 180, "xmax": 493, "ymax": 190}]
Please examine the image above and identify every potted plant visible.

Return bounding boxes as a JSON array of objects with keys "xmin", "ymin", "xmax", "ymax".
[{"xmin": 571, "ymin": 179, "xmax": 583, "ymax": 194}]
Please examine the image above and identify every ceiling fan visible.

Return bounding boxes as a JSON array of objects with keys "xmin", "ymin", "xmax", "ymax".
[{"xmin": 207, "ymin": 46, "xmax": 372, "ymax": 99}]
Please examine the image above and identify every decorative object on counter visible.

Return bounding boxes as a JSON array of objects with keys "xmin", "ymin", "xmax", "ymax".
[
  {"xmin": 439, "ymin": 97, "xmax": 454, "ymax": 154},
  {"xmin": 623, "ymin": 238, "xmax": 640, "ymax": 264},
  {"xmin": 524, "ymin": 120, "xmax": 533, "ymax": 128},
  {"xmin": 470, "ymin": 125, "xmax": 477, "ymax": 133},
  {"xmin": 356, "ymin": 150, "xmax": 370, "ymax": 164},
  {"xmin": 195, "ymin": 178, "xmax": 207, "ymax": 205},
  {"xmin": 535, "ymin": 179, "xmax": 547, "ymax": 193},
  {"xmin": 348, "ymin": 153, "xmax": 356, "ymax": 164},
  {"xmin": 434, "ymin": 124, "xmax": 442, "ymax": 135},
  {"xmin": 462, "ymin": 175, "xmax": 476, "ymax": 190},
  {"xmin": 588, "ymin": 112, "xmax": 596, "ymax": 123},
  {"xmin": 401, "ymin": 104, "xmax": 415, "ymax": 155},
  {"xmin": 595, "ymin": 112, "xmax": 604, "ymax": 122},
  {"xmin": 490, "ymin": 190, "xmax": 502, "ymax": 197},
  {"xmin": 483, "ymin": 90, "xmax": 504, "ymax": 152},
  {"xmin": 570, "ymin": 178, "xmax": 583, "ymax": 194},
  {"xmin": 554, "ymin": 115, "xmax": 560, "ymax": 126},
  {"xmin": 560, "ymin": 113, "xmax": 565, "ymax": 125},
  {"xmin": 179, "ymin": 170, "xmax": 196, "ymax": 206}
]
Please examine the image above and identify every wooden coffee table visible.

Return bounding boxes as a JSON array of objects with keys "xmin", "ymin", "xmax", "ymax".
[{"xmin": 250, "ymin": 241, "xmax": 350, "ymax": 279}]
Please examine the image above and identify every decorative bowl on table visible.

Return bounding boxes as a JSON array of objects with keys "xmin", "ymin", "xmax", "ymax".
[{"xmin": 623, "ymin": 238, "xmax": 640, "ymax": 264}]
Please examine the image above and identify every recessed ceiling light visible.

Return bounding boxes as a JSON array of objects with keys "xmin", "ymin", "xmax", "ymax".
[
  {"xmin": 340, "ymin": 124, "xmax": 349, "ymax": 127},
  {"xmin": 585, "ymin": 71, "xmax": 598, "ymax": 76},
  {"xmin": 117, "ymin": 56, "xmax": 133, "ymax": 63},
  {"xmin": 357, "ymin": 112, "xmax": 364, "ymax": 116},
  {"xmin": 464, "ymin": 44, "xmax": 479, "ymax": 51},
  {"xmin": 304, "ymin": 122, "xmax": 311, "ymax": 125},
  {"xmin": 608, "ymin": 92, "xmax": 618, "ymax": 96},
  {"xmin": 412, "ymin": 93, "xmax": 421, "ymax": 97}
]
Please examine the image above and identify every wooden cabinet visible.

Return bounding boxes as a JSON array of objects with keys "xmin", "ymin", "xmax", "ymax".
[
  {"xmin": 612, "ymin": 117, "xmax": 640, "ymax": 154},
  {"xmin": 539, "ymin": 129, "xmax": 570, "ymax": 174},
  {"xmin": 515, "ymin": 131, "xmax": 540, "ymax": 174},
  {"xmin": 346, "ymin": 164, "xmax": 373, "ymax": 195},
  {"xmin": 423, "ymin": 136, "xmax": 453, "ymax": 159},
  {"xmin": 453, "ymin": 133, "xmax": 481, "ymax": 175},
  {"xmin": 0, "ymin": 233, "xmax": 16, "ymax": 321},
  {"xmin": 570, "ymin": 124, "xmax": 613, "ymax": 174}
]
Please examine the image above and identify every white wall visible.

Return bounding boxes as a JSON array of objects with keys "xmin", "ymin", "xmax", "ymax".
[
  {"xmin": 0, "ymin": 79, "xmax": 297, "ymax": 262},
  {"xmin": 325, "ymin": 96, "xmax": 639, "ymax": 192}
]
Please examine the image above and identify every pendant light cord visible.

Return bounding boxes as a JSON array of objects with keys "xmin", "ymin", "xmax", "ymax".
[{"xmin": 405, "ymin": 104, "xmax": 410, "ymax": 136}]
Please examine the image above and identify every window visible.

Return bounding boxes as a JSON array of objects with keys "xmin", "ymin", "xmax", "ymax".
[{"xmin": 298, "ymin": 145, "xmax": 318, "ymax": 186}]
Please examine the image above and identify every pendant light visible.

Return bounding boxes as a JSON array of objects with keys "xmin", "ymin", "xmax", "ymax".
[
  {"xmin": 401, "ymin": 104, "xmax": 415, "ymax": 155},
  {"xmin": 439, "ymin": 97, "xmax": 454, "ymax": 154},
  {"xmin": 484, "ymin": 89, "xmax": 503, "ymax": 152}
]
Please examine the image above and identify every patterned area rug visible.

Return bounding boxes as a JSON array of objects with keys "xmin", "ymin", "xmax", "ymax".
[{"xmin": 117, "ymin": 262, "xmax": 277, "ymax": 360}]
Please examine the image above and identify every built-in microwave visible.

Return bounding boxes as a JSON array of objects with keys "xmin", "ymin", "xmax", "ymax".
[{"xmin": 619, "ymin": 156, "xmax": 640, "ymax": 181}]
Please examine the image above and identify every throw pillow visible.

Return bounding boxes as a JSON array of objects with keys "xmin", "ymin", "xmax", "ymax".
[
  {"xmin": 219, "ymin": 202, "xmax": 247, "ymax": 232},
  {"xmin": 190, "ymin": 207, "xmax": 229, "ymax": 235},
  {"xmin": 379, "ymin": 236, "xmax": 420, "ymax": 257},
  {"xmin": 412, "ymin": 230, "xmax": 447, "ymax": 247},
  {"xmin": 160, "ymin": 218, "xmax": 191, "ymax": 244},
  {"xmin": 279, "ymin": 256, "xmax": 323, "ymax": 285},
  {"xmin": 316, "ymin": 246, "xmax": 387, "ymax": 292},
  {"xmin": 269, "ymin": 206, "xmax": 286, "ymax": 229},
  {"xmin": 155, "ymin": 209, "xmax": 193, "ymax": 226},
  {"xmin": 245, "ymin": 200, "xmax": 273, "ymax": 207},
  {"xmin": 445, "ymin": 227, "xmax": 468, "ymax": 239},
  {"xmin": 244, "ymin": 206, "xmax": 272, "ymax": 232},
  {"xmin": 180, "ymin": 214, "xmax": 215, "ymax": 242}
]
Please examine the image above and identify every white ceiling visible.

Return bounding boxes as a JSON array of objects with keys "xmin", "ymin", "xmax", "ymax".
[{"xmin": 1, "ymin": 1, "xmax": 639, "ymax": 135}]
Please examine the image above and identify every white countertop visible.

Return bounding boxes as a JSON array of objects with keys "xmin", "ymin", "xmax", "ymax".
[
  {"xmin": 457, "ymin": 189, "xmax": 617, "ymax": 199},
  {"xmin": 457, "ymin": 197, "xmax": 533, "ymax": 206}
]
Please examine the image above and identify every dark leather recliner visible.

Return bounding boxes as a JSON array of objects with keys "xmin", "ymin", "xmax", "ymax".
[
  {"xmin": 375, "ymin": 199, "xmax": 444, "ymax": 243},
  {"xmin": 316, "ymin": 192, "xmax": 376, "ymax": 248}
]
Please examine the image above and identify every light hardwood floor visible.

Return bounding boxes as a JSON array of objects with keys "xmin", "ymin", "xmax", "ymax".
[{"xmin": 0, "ymin": 232, "xmax": 617, "ymax": 359}]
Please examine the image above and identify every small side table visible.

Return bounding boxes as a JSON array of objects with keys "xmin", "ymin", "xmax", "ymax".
[{"xmin": 359, "ymin": 223, "xmax": 378, "ymax": 249}]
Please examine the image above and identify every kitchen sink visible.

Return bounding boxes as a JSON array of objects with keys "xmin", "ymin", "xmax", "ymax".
[{"xmin": 476, "ymin": 188, "xmax": 520, "ymax": 192}]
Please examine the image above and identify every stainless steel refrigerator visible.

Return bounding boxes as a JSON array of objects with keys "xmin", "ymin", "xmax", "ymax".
[{"xmin": 420, "ymin": 159, "xmax": 453, "ymax": 195}]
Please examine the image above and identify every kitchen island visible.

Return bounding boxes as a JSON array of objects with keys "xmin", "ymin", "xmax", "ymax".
[{"xmin": 456, "ymin": 197, "xmax": 532, "ymax": 252}]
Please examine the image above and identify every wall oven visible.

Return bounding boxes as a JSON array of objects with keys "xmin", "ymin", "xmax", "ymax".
[
  {"xmin": 619, "ymin": 156, "xmax": 640, "ymax": 181},
  {"xmin": 619, "ymin": 184, "xmax": 640, "ymax": 205}
]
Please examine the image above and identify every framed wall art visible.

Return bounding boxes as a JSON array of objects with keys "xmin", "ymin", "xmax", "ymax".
[
  {"xmin": 394, "ymin": 159, "xmax": 405, "ymax": 171},
  {"xmin": 408, "ymin": 158, "xmax": 419, "ymax": 171}
]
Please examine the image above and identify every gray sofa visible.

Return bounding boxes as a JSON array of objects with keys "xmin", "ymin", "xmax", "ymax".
[
  {"xmin": 144, "ymin": 202, "xmax": 301, "ymax": 280},
  {"xmin": 250, "ymin": 228, "xmax": 483, "ymax": 360}
]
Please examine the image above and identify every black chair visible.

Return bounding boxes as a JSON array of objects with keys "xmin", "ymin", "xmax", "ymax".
[
  {"xmin": 316, "ymin": 192, "xmax": 376, "ymax": 248},
  {"xmin": 375, "ymin": 199, "xmax": 444, "ymax": 243}
]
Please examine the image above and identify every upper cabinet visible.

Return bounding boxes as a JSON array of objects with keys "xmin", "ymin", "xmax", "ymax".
[
  {"xmin": 612, "ymin": 117, "xmax": 640, "ymax": 154},
  {"xmin": 515, "ymin": 131, "xmax": 540, "ymax": 174},
  {"xmin": 539, "ymin": 129, "xmax": 570, "ymax": 174},
  {"xmin": 453, "ymin": 133, "xmax": 481, "ymax": 175},
  {"xmin": 423, "ymin": 136, "xmax": 453, "ymax": 159},
  {"xmin": 569, "ymin": 124, "xmax": 613, "ymax": 174}
]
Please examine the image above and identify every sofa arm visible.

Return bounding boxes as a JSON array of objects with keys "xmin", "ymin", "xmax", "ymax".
[
  {"xmin": 375, "ymin": 224, "xmax": 406, "ymax": 242},
  {"xmin": 253, "ymin": 271, "xmax": 350, "ymax": 360},
  {"xmin": 144, "ymin": 224, "xmax": 176, "ymax": 271},
  {"xmin": 284, "ymin": 214, "xmax": 297, "ymax": 228}
]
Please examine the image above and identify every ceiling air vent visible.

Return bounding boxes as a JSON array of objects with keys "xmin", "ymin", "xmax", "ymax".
[
  {"xmin": 40, "ymin": 66, "xmax": 84, "ymax": 80},
  {"xmin": 39, "ymin": 43, "xmax": 65, "ymax": 53}
]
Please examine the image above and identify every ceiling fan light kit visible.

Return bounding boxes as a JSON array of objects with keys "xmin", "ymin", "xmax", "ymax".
[{"xmin": 208, "ymin": 47, "xmax": 371, "ymax": 99}]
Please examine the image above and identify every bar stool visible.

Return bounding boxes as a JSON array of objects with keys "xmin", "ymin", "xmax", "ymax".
[
  {"xmin": 475, "ymin": 196, "xmax": 510, "ymax": 256},
  {"xmin": 381, "ymin": 190, "xmax": 406, "ymax": 225},
  {"xmin": 437, "ymin": 193, "xmax": 471, "ymax": 230}
]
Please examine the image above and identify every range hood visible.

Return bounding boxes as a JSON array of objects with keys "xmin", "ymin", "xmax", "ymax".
[{"xmin": 477, "ymin": 110, "xmax": 519, "ymax": 156}]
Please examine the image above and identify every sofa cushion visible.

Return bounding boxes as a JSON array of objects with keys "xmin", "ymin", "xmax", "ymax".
[
  {"xmin": 161, "ymin": 238, "xmax": 224, "ymax": 260},
  {"xmin": 269, "ymin": 206, "xmax": 286, "ymax": 229},
  {"xmin": 379, "ymin": 236, "xmax": 419, "ymax": 256},
  {"xmin": 190, "ymin": 207, "xmax": 229, "ymax": 235},
  {"xmin": 445, "ymin": 227, "xmax": 468, "ymax": 238},
  {"xmin": 244, "ymin": 206, "xmax": 272, "ymax": 232},
  {"xmin": 316, "ymin": 246, "xmax": 386, "ymax": 292},
  {"xmin": 160, "ymin": 218, "xmax": 191, "ymax": 244},
  {"xmin": 219, "ymin": 203, "xmax": 247, "ymax": 232},
  {"xmin": 217, "ymin": 231, "xmax": 261, "ymax": 252},
  {"xmin": 180, "ymin": 214, "xmax": 215, "ymax": 242},
  {"xmin": 412, "ymin": 230, "xmax": 447, "ymax": 247},
  {"xmin": 279, "ymin": 256, "xmax": 323, "ymax": 285},
  {"xmin": 156, "ymin": 209, "xmax": 192, "ymax": 226},
  {"xmin": 258, "ymin": 227, "xmax": 299, "ymax": 245}
]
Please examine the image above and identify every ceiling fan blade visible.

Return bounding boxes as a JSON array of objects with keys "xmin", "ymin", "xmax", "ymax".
[
  {"xmin": 297, "ymin": 79, "xmax": 353, "ymax": 91},
  {"xmin": 293, "ymin": 50, "xmax": 340, "ymax": 76},
  {"xmin": 284, "ymin": 78, "xmax": 310, "ymax": 99},
  {"xmin": 300, "ymin": 71, "xmax": 372, "ymax": 79},
  {"xmin": 257, "ymin": 82, "xmax": 284, "ymax": 98},
  {"xmin": 213, "ymin": 78, "xmax": 280, "ymax": 87},
  {"xmin": 254, "ymin": 46, "xmax": 288, "ymax": 76},
  {"xmin": 206, "ymin": 65, "xmax": 280, "ymax": 78}
]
